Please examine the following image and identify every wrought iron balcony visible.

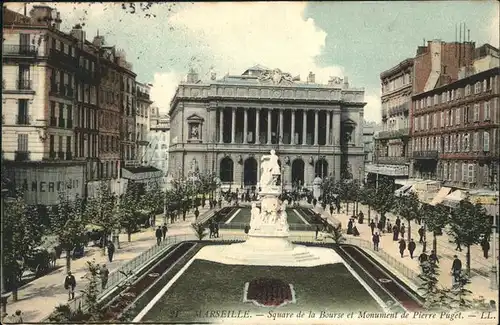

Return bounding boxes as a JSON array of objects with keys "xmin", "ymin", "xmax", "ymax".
[
  {"xmin": 137, "ymin": 91, "xmax": 150, "ymax": 101},
  {"xmin": 388, "ymin": 103, "xmax": 410, "ymax": 116},
  {"xmin": 16, "ymin": 115, "xmax": 31, "ymax": 125},
  {"xmin": 49, "ymin": 49, "xmax": 78, "ymax": 68},
  {"xmin": 3, "ymin": 45, "xmax": 37, "ymax": 57},
  {"xmin": 15, "ymin": 151, "xmax": 31, "ymax": 161},
  {"xmin": 17, "ymin": 79, "xmax": 32, "ymax": 90},
  {"xmin": 413, "ymin": 150, "xmax": 439, "ymax": 160},
  {"xmin": 376, "ymin": 128, "xmax": 410, "ymax": 140}
]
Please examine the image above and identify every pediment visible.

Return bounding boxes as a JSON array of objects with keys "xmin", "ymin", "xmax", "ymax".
[
  {"xmin": 186, "ymin": 114, "xmax": 204, "ymax": 122},
  {"xmin": 342, "ymin": 118, "xmax": 357, "ymax": 126}
]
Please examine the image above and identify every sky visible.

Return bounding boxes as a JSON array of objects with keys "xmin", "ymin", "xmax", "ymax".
[{"xmin": 5, "ymin": 1, "xmax": 499, "ymax": 122}]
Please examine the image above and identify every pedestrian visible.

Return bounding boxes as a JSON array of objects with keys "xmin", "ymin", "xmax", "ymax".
[
  {"xmin": 398, "ymin": 239, "xmax": 406, "ymax": 258},
  {"xmin": 358, "ymin": 211, "xmax": 364, "ymax": 224},
  {"xmin": 107, "ymin": 241, "xmax": 115, "ymax": 262},
  {"xmin": 194, "ymin": 208, "xmax": 200, "ymax": 220},
  {"xmin": 392, "ymin": 225, "xmax": 399, "ymax": 241},
  {"xmin": 215, "ymin": 223, "xmax": 220, "ymax": 238},
  {"xmin": 455, "ymin": 238, "xmax": 462, "ymax": 252},
  {"xmin": 100, "ymin": 264, "xmax": 109, "ymax": 290},
  {"xmin": 155, "ymin": 226, "xmax": 162, "ymax": 245},
  {"xmin": 400, "ymin": 223, "xmax": 406, "ymax": 239},
  {"xmin": 451, "ymin": 255, "xmax": 462, "ymax": 285},
  {"xmin": 481, "ymin": 238, "xmax": 490, "ymax": 259},
  {"xmin": 386, "ymin": 218, "xmax": 392, "ymax": 233},
  {"xmin": 418, "ymin": 226, "xmax": 425, "ymax": 244},
  {"xmin": 395, "ymin": 217, "xmax": 401, "ymax": 229},
  {"xmin": 10, "ymin": 310, "xmax": 23, "ymax": 324},
  {"xmin": 352, "ymin": 225, "xmax": 360, "ymax": 236},
  {"xmin": 329, "ymin": 204, "xmax": 334, "ymax": 216},
  {"xmin": 347, "ymin": 219, "xmax": 354, "ymax": 235},
  {"xmin": 244, "ymin": 224, "xmax": 250, "ymax": 235},
  {"xmin": 377, "ymin": 220, "xmax": 384, "ymax": 234},
  {"xmin": 162, "ymin": 223, "xmax": 168, "ymax": 241},
  {"xmin": 429, "ymin": 250, "xmax": 439, "ymax": 264},
  {"xmin": 369, "ymin": 220, "xmax": 376, "ymax": 235},
  {"xmin": 408, "ymin": 239, "xmax": 416, "ymax": 259},
  {"xmin": 315, "ymin": 226, "xmax": 320, "ymax": 239},
  {"xmin": 372, "ymin": 232, "xmax": 380, "ymax": 251},
  {"xmin": 64, "ymin": 271, "xmax": 76, "ymax": 300}
]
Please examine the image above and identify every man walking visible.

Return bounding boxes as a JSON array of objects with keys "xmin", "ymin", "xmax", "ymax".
[
  {"xmin": 408, "ymin": 238, "xmax": 416, "ymax": 259},
  {"xmin": 162, "ymin": 223, "xmax": 168, "ymax": 241},
  {"xmin": 64, "ymin": 271, "xmax": 76, "ymax": 301},
  {"xmin": 369, "ymin": 220, "xmax": 376, "ymax": 235},
  {"xmin": 315, "ymin": 226, "xmax": 320, "ymax": 239},
  {"xmin": 398, "ymin": 238, "xmax": 406, "ymax": 258},
  {"xmin": 400, "ymin": 223, "xmax": 406, "ymax": 239},
  {"xmin": 451, "ymin": 255, "xmax": 462, "ymax": 285},
  {"xmin": 481, "ymin": 238, "xmax": 490, "ymax": 259},
  {"xmin": 418, "ymin": 226, "xmax": 425, "ymax": 244},
  {"xmin": 155, "ymin": 226, "xmax": 162, "ymax": 246},
  {"xmin": 429, "ymin": 250, "xmax": 439, "ymax": 265},
  {"xmin": 372, "ymin": 232, "xmax": 380, "ymax": 251},
  {"xmin": 100, "ymin": 264, "xmax": 109, "ymax": 290},
  {"xmin": 107, "ymin": 241, "xmax": 115, "ymax": 263}
]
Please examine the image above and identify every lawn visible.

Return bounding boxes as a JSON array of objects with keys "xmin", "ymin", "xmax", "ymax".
[
  {"xmin": 228, "ymin": 207, "xmax": 306, "ymax": 224},
  {"xmin": 142, "ymin": 259, "xmax": 382, "ymax": 322}
]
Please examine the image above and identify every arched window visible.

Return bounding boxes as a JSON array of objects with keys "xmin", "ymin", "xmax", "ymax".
[{"xmin": 220, "ymin": 157, "xmax": 234, "ymax": 183}]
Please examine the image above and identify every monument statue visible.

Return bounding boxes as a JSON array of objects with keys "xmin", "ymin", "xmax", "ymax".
[
  {"xmin": 260, "ymin": 149, "xmax": 281, "ymax": 186},
  {"xmin": 250, "ymin": 202, "xmax": 261, "ymax": 229}
]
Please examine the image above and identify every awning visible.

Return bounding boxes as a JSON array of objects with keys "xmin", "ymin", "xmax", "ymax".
[
  {"xmin": 122, "ymin": 166, "xmax": 163, "ymax": 181},
  {"xmin": 394, "ymin": 184, "xmax": 413, "ymax": 196},
  {"xmin": 442, "ymin": 189, "xmax": 467, "ymax": 208},
  {"xmin": 395, "ymin": 179, "xmax": 423, "ymax": 186},
  {"xmin": 429, "ymin": 187, "xmax": 451, "ymax": 206}
]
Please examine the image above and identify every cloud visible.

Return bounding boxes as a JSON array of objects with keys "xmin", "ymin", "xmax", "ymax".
[
  {"xmin": 363, "ymin": 94, "xmax": 382, "ymax": 123},
  {"xmin": 151, "ymin": 2, "xmax": 345, "ymax": 112},
  {"xmin": 149, "ymin": 71, "xmax": 184, "ymax": 113}
]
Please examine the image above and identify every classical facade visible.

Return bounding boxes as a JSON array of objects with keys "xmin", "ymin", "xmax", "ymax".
[
  {"xmin": 168, "ymin": 66, "xmax": 367, "ymax": 189},
  {"xmin": 411, "ymin": 45, "xmax": 499, "ymax": 190}
]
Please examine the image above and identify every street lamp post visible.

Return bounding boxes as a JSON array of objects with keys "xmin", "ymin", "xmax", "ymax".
[{"xmin": 490, "ymin": 197, "xmax": 498, "ymax": 290}]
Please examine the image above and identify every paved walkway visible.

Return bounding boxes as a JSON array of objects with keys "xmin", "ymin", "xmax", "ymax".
[
  {"xmin": 3, "ymin": 206, "xmax": 210, "ymax": 322},
  {"xmin": 318, "ymin": 202, "xmax": 498, "ymax": 303}
]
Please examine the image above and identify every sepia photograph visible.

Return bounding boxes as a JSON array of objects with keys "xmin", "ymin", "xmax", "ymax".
[{"xmin": 1, "ymin": 1, "xmax": 499, "ymax": 324}]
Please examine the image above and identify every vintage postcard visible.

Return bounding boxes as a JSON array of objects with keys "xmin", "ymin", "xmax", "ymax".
[{"xmin": 1, "ymin": 1, "xmax": 499, "ymax": 324}]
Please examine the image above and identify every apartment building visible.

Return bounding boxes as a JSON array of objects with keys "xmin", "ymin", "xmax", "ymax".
[
  {"xmin": 411, "ymin": 44, "xmax": 499, "ymax": 190},
  {"xmin": 135, "ymin": 81, "xmax": 153, "ymax": 164},
  {"xmin": 147, "ymin": 106, "xmax": 170, "ymax": 179},
  {"xmin": 370, "ymin": 39, "xmax": 476, "ymax": 185}
]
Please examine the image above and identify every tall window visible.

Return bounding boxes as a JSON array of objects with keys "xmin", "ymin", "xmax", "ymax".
[
  {"xmin": 473, "ymin": 104, "xmax": 480, "ymax": 121},
  {"xmin": 484, "ymin": 101, "xmax": 491, "ymax": 120},
  {"xmin": 66, "ymin": 136, "xmax": 72, "ymax": 155},
  {"xmin": 59, "ymin": 103, "xmax": 65, "ymax": 128},
  {"xmin": 483, "ymin": 131, "xmax": 490, "ymax": 152},
  {"xmin": 18, "ymin": 64, "xmax": 30, "ymax": 89},
  {"xmin": 474, "ymin": 82, "xmax": 482, "ymax": 94},
  {"xmin": 67, "ymin": 105, "xmax": 73, "ymax": 127},
  {"xmin": 17, "ymin": 134, "xmax": 28, "ymax": 152},
  {"xmin": 468, "ymin": 164, "xmax": 476, "ymax": 183},
  {"xmin": 17, "ymin": 99, "xmax": 29, "ymax": 125},
  {"xmin": 58, "ymin": 135, "xmax": 63, "ymax": 152},
  {"xmin": 49, "ymin": 135, "xmax": 55, "ymax": 154}
]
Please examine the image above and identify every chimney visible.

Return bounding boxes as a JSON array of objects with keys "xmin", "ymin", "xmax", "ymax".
[
  {"xmin": 54, "ymin": 11, "xmax": 61, "ymax": 30},
  {"xmin": 70, "ymin": 24, "xmax": 86, "ymax": 44},
  {"xmin": 307, "ymin": 72, "xmax": 315, "ymax": 83},
  {"xmin": 93, "ymin": 33, "xmax": 105, "ymax": 48},
  {"xmin": 186, "ymin": 68, "xmax": 199, "ymax": 83}
]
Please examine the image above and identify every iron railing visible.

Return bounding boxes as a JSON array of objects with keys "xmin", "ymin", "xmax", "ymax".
[{"xmin": 3, "ymin": 44, "xmax": 37, "ymax": 56}]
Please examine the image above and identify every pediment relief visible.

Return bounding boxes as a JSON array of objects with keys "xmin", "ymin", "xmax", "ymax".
[{"xmin": 186, "ymin": 114, "xmax": 204, "ymax": 122}]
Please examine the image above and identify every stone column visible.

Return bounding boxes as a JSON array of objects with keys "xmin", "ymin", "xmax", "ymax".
[
  {"xmin": 267, "ymin": 109, "xmax": 272, "ymax": 144},
  {"xmin": 255, "ymin": 108, "xmax": 260, "ymax": 144},
  {"xmin": 243, "ymin": 107, "xmax": 248, "ymax": 144},
  {"xmin": 291, "ymin": 109, "xmax": 296, "ymax": 145},
  {"xmin": 279, "ymin": 109, "xmax": 284, "ymax": 144},
  {"xmin": 231, "ymin": 107, "xmax": 236, "ymax": 144},
  {"xmin": 219, "ymin": 108, "xmax": 224, "ymax": 144},
  {"xmin": 333, "ymin": 112, "xmax": 340, "ymax": 146},
  {"xmin": 302, "ymin": 110, "xmax": 307, "ymax": 145},
  {"xmin": 314, "ymin": 110, "xmax": 319, "ymax": 145},
  {"xmin": 325, "ymin": 111, "xmax": 330, "ymax": 145}
]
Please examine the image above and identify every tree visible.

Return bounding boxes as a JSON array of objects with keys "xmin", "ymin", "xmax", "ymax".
[
  {"xmin": 370, "ymin": 179, "xmax": 394, "ymax": 227},
  {"xmin": 449, "ymin": 272, "xmax": 474, "ymax": 311},
  {"xmin": 447, "ymin": 199, "xmax": 491, "ymax": 276},
  {"xmin": 50, "ymin": 193, "xmax": 87, "ymax": 273},
  {"xmin": 85, "ymin": 182, "xmax": 118, "ymax": 254},
  {"xmin": 118, "ymin": 182, "xmax": 143, "ymax": 242},
  {"xmin": 142, "ymin": 180, "xmax": 164, "ymax": 216},
  {"xmin": 395, "ymin": 191, "xmax": 421, "ymax": 240},
  {"xmin": 81, "ymin": 260, "xmax": 101, "ymax": 320},
  {"xmin": 417, "ymin": 261, "xmax": 452, "ymax": 310},
  {"xmin": 422, "ymin": 203, "xmax": 449, "ymax": 254},
  {"xmin": 3, "ymin": 190, "xmax": 44, "ymax": 301},
  {"xmin": 359, "ymin": 186, "xmax": 376, "ymax": 223}
]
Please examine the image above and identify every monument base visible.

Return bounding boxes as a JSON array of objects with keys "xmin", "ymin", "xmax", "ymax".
[{"xmin": 195, "ymin": 236, "xmax": 344, "ymax": 267}]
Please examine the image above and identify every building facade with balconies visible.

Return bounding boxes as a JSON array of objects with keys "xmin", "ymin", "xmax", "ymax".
[
  {"xmin": 2, "ymin": 6, "xmax": 88, "ymax": 206},
  {"xmin": 168, "ymin": 66, "xmax": 367, "ymax": 189},
  {"xmin": 135, "ymin": 81, "xmax": 153, "ymax": 164},
  {"xmin": 411, "ymin": 46, "xmax": 499, "ymax": 191},
  {"xmin": 147, "ymin": 107, "xmax": 170, "ymax": 187},
  {"xmin": 119, "ymin": 60, "xmax": 137, "ymax": 165}
]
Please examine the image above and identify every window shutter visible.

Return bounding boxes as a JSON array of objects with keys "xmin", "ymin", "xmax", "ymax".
[
  {"xmin": 462, "ymin": 163, "xmax": 468, "ymax": 182},
  {"xmin": 484, "ymin": 101, "xmax": 491, "ymax": 120},
  {"xmin": 484, "ymin": 131, "xmax": 490, "ymax": 152}
]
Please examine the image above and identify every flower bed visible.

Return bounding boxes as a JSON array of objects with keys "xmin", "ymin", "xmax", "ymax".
[{"xmin": 244, "ymin": 278, "xmax": 296, "ymax": 307}]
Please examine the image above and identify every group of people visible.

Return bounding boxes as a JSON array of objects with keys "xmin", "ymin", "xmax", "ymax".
[
  {"xmin": 63, "ymin": 263, "xmax": 110, "ymax": 302},
  {"xmin": 155, "ymin": 224, "xmax": 169, "ymax": 246},
  {"xmin": 208, "ymin": 220, "xmax": 220, "ymax": 238}
]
